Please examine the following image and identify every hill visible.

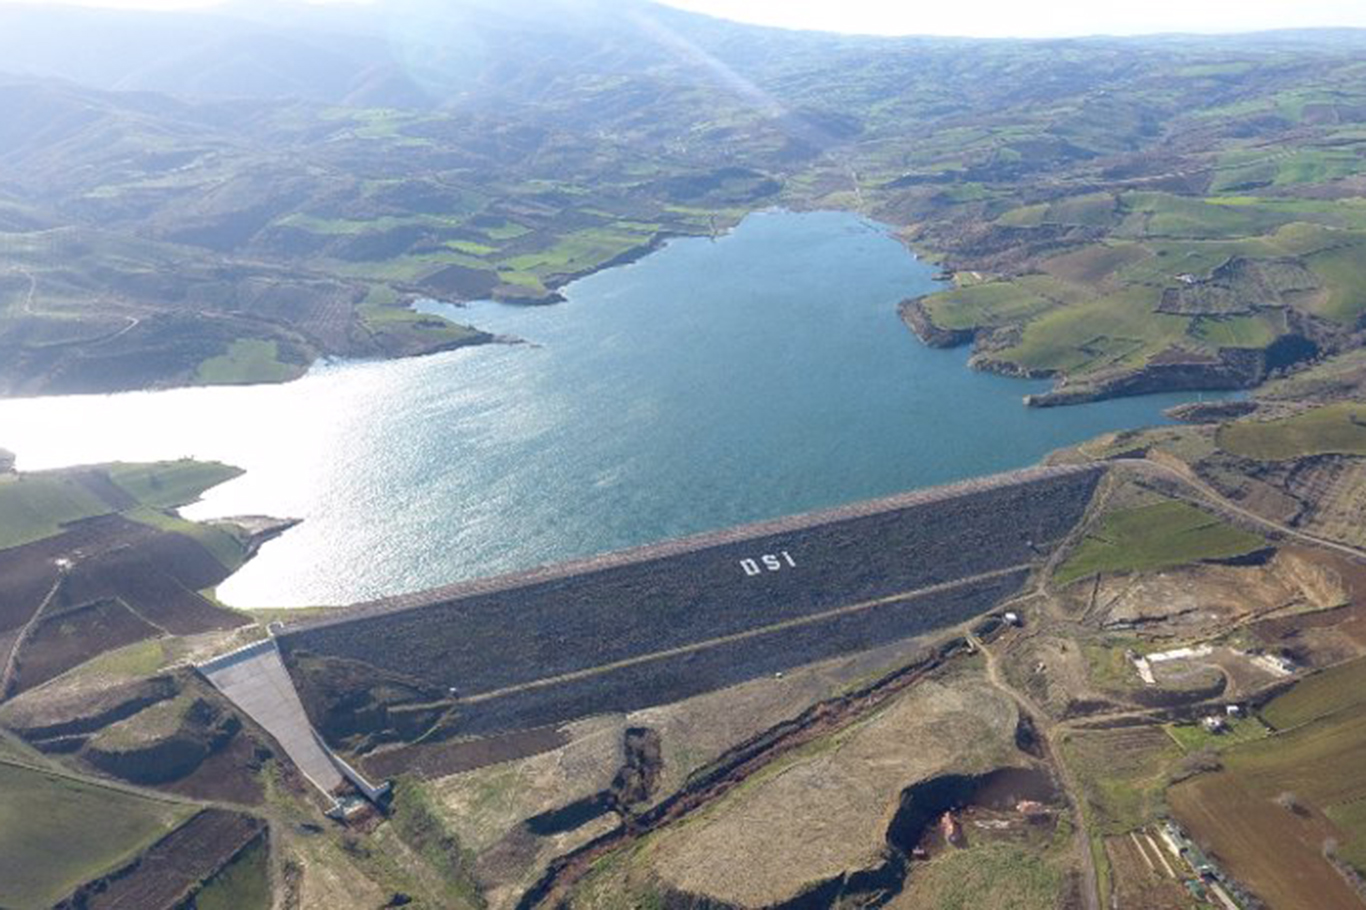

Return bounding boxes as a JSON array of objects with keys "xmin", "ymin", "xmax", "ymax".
[{"xmin": 0, "ymin": 3, "xmax": 1364, "ymax": 396}]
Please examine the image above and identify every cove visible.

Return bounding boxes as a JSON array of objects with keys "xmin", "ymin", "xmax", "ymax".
[{"xmin": 0, "ymin": 210, "xmax": 1226, "ymax": 608}]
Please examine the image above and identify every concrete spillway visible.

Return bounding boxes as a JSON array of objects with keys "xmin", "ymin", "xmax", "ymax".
[{"xmin": 197, "ymin": 639, "xmax": 383, "ymax": 806}]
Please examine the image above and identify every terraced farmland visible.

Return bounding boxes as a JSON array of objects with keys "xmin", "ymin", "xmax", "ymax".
[
  {"xmin": 0, "ymin": 762, "xmax": 190, "ymax": 910},
  {"xmin": 0, "ymin": 461, "xmax": 249, "ymax": 698},
  {"xmin": 1218, "ymin": 401, "xmax": 1366, "ymax": 460},
  {"xmin": 56, "ymin": 808, "xmax": 266, "ymax": 910},
  {"xmin": 279, "ymin": 465, "xmax": 1102, "ymax": 744}
]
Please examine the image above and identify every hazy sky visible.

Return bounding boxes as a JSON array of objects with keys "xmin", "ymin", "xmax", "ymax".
[
  {"xmin": 660, "ymin": 0, "xmax": 1366, "ymax": 38},
  {"xmin": 2, "ymin": 0, "xmax": 1365, "ymax": 38}
]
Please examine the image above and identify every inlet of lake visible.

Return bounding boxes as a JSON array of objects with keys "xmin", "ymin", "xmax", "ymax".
[{"xmin": 0, "ymin": 210, "xmax": 1229, "ymax": 608}]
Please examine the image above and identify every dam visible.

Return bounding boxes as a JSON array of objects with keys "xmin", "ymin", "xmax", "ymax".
[{"xmin": 265, "ymin": 463, "xmax": 1103, "ymax": 773}]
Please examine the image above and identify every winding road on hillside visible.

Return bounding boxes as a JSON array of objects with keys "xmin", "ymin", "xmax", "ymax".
[
  {"xmin": 0, "ymin": 567, "xmax": 68, "ymax": 700},
  {"xmin": 7, "ymin": 266, "xmax": 142, "ymax": 345},
  {"xmin": 972, "ymin": 626, "xmax": 1103, "ymax": 910}
]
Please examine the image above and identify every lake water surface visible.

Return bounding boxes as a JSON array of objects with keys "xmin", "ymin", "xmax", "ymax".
[{"xmin": 0, "ymin": 211, "xmax": 1223, "ymax": 607}]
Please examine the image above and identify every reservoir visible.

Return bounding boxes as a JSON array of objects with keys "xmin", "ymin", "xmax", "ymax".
[{"xmin": 0, "ymin": 211, "xmax": 1223, "ymax": 608}]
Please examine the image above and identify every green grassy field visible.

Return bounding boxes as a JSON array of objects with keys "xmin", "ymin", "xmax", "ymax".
[
  {"xmin": 1166, "ymin": 716, "xmax": 1270, "ymax": 753},
  {"xmin": 497, "ymin": 223, "xmax": 661, "ymax": 280},
  {"xmin": 0, "ymin": 461, "xmax": 248, "ymax": 572},
  {"xmin": 1326, "ymin": 799, "xmax": 1366, "ymax": 873},
  {"xmin": 0, "ymin": 762, "xmax": 190, "ymax": 910},
  {"xmin": 993, "ymin": 288, "xmax": 1191, "ymax": 376},
  {"xmin": 1189, "ymin": 313, "xmax": 1280, "ymax": 348},
  {"xmin": 1169, "ymin": 657, "xmax": 1366, "ymax": 882},
  {"xmin": 193, "ymin": 836, "xmax": 272, "ymax": 910},
  {"xmin": 124, "ymin": 505, "xmax": 249, "ymax": 574},
  {"xmin": 1116, "ymin": 191, "xmax": 1294, "ymax": 239},
  {"xmin": 277, "ymin": 203, "xmax": 672, "ymax": 296},
  {"xmin": 1039, "ymin": 242, "xmax": 1150, "ymax": 286},
  {"xmin": 112, "ymin": 461, "xmax": 251, "ymax": 572},
  {"xmin": 923, "ymin": 281, "xmax": 1059, "ymax": 330},
  {"xmin": 107, "ymin": 460, "xmax": 242, "ymax": 510},
  {"xmin": 1260, "ymin": 656, "xmax": 1366, "ymax": 731},
  {"xmin": 53, "ymin": 637, "xmax": 182, "ymax": 685},
  {"xmin": 1219, "ymin": 712, "xmax": 1366, "ymax": 836},
  {"xmin": 1305, "ymin": 241, "xmax": 1366, "ymax": 323},
  {"xmin": 358, "ymin": 293, "xmax": 485, "ymax": 348},
  {"xmin": 0, "ymin": 473, "xmax": 110, "ymax": 549},
  {"xmin": 1056, "ymin": 500, "xmax": 1266, "ymax": 584},
  {"xmin": 996, "ymin": 202, "xmax": 1049, "ymax": 227},
  {"xmin": 194, "ymin": 339, "xmax": 303, "ymax": 386},
  {"xmin": 1217, "ymin": 402, "xmax": 1366, "ymax": 460},
  {"xmin": 1061, "ymin": 727, "xmax": 1183, "ymax": 835},
  {"xmin": 893, "ymin": 841, "xmax": 1065, "ymax": 910},
  {"xmin": 1047, "ymin": 193, "xmax": 1120, "ymax": 227},
  {"xmin": 276, "ymin": 212, "xmax": 467, "ymax": 237}
]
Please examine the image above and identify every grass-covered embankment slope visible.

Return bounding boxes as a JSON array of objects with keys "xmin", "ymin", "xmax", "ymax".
[
  {"xmin": 1055, "ymin": 500, "xmax": 1267, "ymax": 584},
  {"xmin": 1217, "ymin": 401, "xmax": 1366, "ymax": 460}
]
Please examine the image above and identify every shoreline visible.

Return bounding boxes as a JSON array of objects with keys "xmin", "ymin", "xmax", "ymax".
[
  {"xmin": 897, "ymin": 292, "xmax": 1277, "ymax": 408},
  {"xmin": 0, "ymin": 203, "xmax": 1287, "ymax": 409},
  {"xmin": 0, "ymin": 208, "xmax": 1271, "ymax": 616},
  {"xmin": 0, "ymin": 222, "xmax": 743, "ymax": 403}
]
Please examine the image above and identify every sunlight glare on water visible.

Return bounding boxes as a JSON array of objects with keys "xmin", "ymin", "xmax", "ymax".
[{"xmin": 0, "ymin": 211, "xmax": 1226, "ymax": 608}]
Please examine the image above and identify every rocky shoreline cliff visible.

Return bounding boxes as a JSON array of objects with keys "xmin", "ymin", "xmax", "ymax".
[{"xmin": 898, "ymin": 293, "xmax": 1337, "ymax": 408}]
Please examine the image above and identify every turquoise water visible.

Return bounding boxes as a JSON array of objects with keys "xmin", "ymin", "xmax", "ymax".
[{"xmin": 0, "ymin": 211, "xmax": 1226, "ymax": 608}]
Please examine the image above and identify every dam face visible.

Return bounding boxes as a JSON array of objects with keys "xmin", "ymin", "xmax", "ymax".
[{"xmin": 276, "ymin": 464, "xmax": 1103, "ymax": 745}]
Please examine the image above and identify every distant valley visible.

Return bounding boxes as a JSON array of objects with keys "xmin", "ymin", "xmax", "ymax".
[{"xmin": 1, "ymin": 3, "xmax": 1363, "ymax": 400}]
